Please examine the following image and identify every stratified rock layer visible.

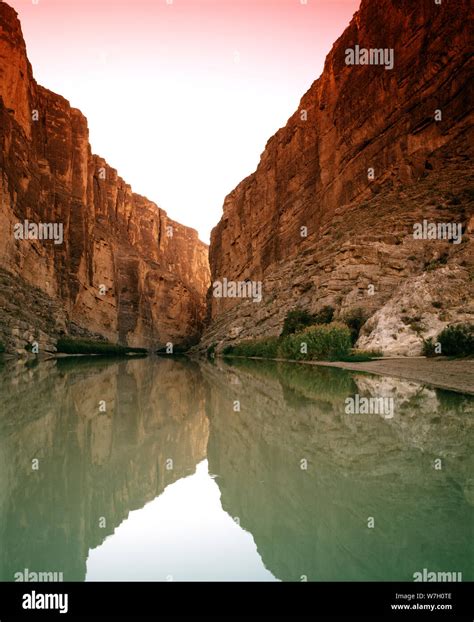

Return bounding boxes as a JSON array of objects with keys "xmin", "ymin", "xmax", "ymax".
[
  {"xmin": 203, "ymin": 0, "xmax": 473, "ymax": 355},
  {"xmin": 0, "ymin": 3, "xmax": 210, "ymax": 353}
]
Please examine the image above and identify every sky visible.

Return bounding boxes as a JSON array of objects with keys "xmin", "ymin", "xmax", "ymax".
[{"xmin": 10, "ymin": 0, "xmax": 360, "ymax": 242}]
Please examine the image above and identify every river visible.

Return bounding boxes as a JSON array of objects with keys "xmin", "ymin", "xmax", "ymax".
[{"xmin": 0, "ymin": 356, "xmax": 472, "ymax": 582}]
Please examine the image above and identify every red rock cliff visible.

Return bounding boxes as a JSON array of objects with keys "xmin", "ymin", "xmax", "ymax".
[
  {"xmin": 0, "ymin": 2, "xmax": 210, "ymax": 353},
  {"xmin": 203, "ymin": 0, "xmax": 473, "ymax": 355}
]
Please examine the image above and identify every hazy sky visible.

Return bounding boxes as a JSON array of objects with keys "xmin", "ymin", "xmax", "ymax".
[{"xmin": 10, "ymin": 0, "xmax": 360, "ymax": 242}]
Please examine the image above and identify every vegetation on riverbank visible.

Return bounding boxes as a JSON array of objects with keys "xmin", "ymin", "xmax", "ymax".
[
  {"xmin": 221, "ymin": 322, "xmax": 379, "ymax": 362},
  {"xmin": 56, "ymin": 337, "xmax": 147, "ymax": 356},
  {"xmin": 423, "ymin": 323, "xmax": 474, "ymax": 357},
  {"xmin": 220, "ymin": 306, "xmax": 385, "ymax": 362}
]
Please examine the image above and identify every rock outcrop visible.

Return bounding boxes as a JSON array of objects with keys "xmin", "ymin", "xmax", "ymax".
[
  {"xmin": 0, "ymin": 2, "xmax": 210, "ymax": 353},
  {"xmin": 202, "ymin": 0, "xmax": 473, "ymax": 355}
]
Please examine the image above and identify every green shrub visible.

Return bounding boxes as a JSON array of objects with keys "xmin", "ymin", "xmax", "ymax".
[
  {"xmin": 223, "ymin": 323, "xmax": 352, "ymax": 361},
  {"xmin": 278, "ymin": 322, "xmax": 351, "ymax": 361},
  {"xmin": 314, "ymin": 305, "xmax": 335, "ymax": 325},
  {"xmin": 437, "ymin": 324, "xmax": 474, "ymax": 356},
  {"xmin": 281, "ymin": 309, "xmax": 316, "ymax": 336},
  {"xmin": 206, "ymin": 343, "xmax": 217, "ymax": 359},
  {"xmin": 342, "ymin": 307, "xmax": 370, "ymax": 344},
  {"xmin": 56, "ymin": 337, "xmax": 147, "ymax": 356},
  {"xmin": 422, "ymin": 338, "xmax": 437, "ymax": 357},
  {"xmin": 338, "ymin": 349, "xmax": 383, "ymax": 362},
  {"xmin": 280, "ymin": 306, "xmax": 335, "ymax": 337},
  {"xmin": 0, "ymin": 342, "xmax": 5, "ymax": 354},
  {"xmin": 233, "ymin": 337, "xmax": 278, "ymax": 358},
  {"xmin": 226, "ymin": 337, "xmax": 280, "ymax": 359}
]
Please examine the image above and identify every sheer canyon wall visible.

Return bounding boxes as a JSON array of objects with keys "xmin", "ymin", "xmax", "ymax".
[
  {"xmin": 202, "ymin": 0, "xmax": 473, "ymax": 355},
  {"xmin": 0, "ymin": 3, "xmax": 210, "ymax": 354}
]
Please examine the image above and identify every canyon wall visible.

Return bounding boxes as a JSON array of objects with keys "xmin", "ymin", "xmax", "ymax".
[
  {"xmin": 0, "ymin": 2, "xmax": 210, "ymax": 353},
  {"xmin": 203, "ymin": 0, "xmax": 473, "ymax": 355}
]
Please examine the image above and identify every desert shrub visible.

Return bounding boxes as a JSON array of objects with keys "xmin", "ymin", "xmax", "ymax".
[
  {"xmin": 437, "ymin": 324, "xmax": 474, "ymax": 356},
  {"xmin": 424, "ymin": 253, "xmax": 448, "ymax": 272},
  {"xmin": 224, "ymin": 324, "xmax": 352, "ymax": 361},
  {"xmin": 280, "ymin": 306, "xmax": 335, "ymax": 337},
  {"xmin": 313, "ymin": 305, "xmax": 335, "ymax": 325},
  {"xmin": 342, "ymin": 307, "xmax": 370, "ymax": 344},
  {"xmin": 278, "ymin": 322, "xmax": 351, "ymax": 361},
  {"xmin": 56, "ymin": 337, "xmax": 146, "ymax": 356},
  {"xmin": 409, "ymin": 321, "xmax": 424, "ymax": 335},
  {"xmin": 206, "ymin": 343, "xmax": 217, "ymax": 359},
  {"xmin": 281, "ymin": 309, "xmax": 316, "ymax": 336},
  {"xmin": 422, "ymin": 338, "xmax": 437, "ymax": 357},
  {"xmin": 224, "ymin": 337, "xmax": 280, "ymax": 359},
  {"xmin": 338, "ymin": 349, "xmax": 383, "ymax": 362}
]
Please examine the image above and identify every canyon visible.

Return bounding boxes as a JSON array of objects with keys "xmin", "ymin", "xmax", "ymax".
[
  {"xmin": 0, "ymin": 2, "xmax": 209, "ymax": 354},
  {"xmin": 1, "ymin": 0, "xmax": 473, "ymax": 358},
  {"xmin": 201, "ymin": 0, "xmax": 473, "ymax": 356}
]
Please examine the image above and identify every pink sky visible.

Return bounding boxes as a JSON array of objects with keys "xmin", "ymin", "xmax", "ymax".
[{"xmin": 9, "ymin": 0, "xmax": 360, "ymax": 241}]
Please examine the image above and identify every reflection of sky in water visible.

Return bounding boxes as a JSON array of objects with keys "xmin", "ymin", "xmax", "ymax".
[{"xmin": 86, "ymin": 460, "xmax": 277, "ymax": 582}]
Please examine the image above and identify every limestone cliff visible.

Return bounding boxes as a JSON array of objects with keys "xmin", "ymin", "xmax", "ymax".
[
  {"xmin": 202, "ymin": 0, "xmax": 473, "ymax": 355},
  {"xmin": 0, "ymin": 2, "xmax": 210, "ymax": 353}
]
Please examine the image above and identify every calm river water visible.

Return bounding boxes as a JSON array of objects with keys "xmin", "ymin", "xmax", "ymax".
[{"xmin": 0, "ymin": 356, "xmax": 472, "ymax": 582}]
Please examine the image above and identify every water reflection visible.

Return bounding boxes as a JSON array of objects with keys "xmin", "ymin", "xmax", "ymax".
[{"xmin": 0, "ymin": 356, "xmax": 472, "ymax": 582}]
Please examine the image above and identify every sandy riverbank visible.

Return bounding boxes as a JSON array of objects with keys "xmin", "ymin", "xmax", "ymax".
[{"xmin": 310, "ymin": 358, "xmax": 474, "ymax": 396}]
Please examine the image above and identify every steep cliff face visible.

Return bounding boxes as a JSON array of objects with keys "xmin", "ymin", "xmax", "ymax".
[
  {"xmin": 203, "ymin": 0, "xmax": 473, "ymax": 355},
  {"xmin": 0, "ymin": 3, "xmax": 210, "ymax": 353}
]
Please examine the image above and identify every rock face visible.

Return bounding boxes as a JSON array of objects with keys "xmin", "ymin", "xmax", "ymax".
[
  {"xmin": 202, "ymin": 0, "xmax": 473, "ymax": 355},
  {"xmin": 0, "ymin": 3, "xmax": 210, "ymax": 353}
]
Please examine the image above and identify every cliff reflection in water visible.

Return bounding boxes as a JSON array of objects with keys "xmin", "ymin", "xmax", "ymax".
[
  {"xmin": 0, "ymin": 357, "xmax": 472, "ymax": 582},
  {"xmin": 0, "ymin": 357, "xmax": 209, "ymax": 582}
]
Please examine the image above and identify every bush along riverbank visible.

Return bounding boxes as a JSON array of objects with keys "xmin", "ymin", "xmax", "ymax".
[
  {"xmin": 423, "ymin": 323, "xmax": 474, "ymax": 357},
  {"xmin": 56, "ymin": 337, "xmax": 148, "ymax": 356},
  {"xmin": 222, "ymin": 322, "xmax": 382, "ymax": 362}
]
